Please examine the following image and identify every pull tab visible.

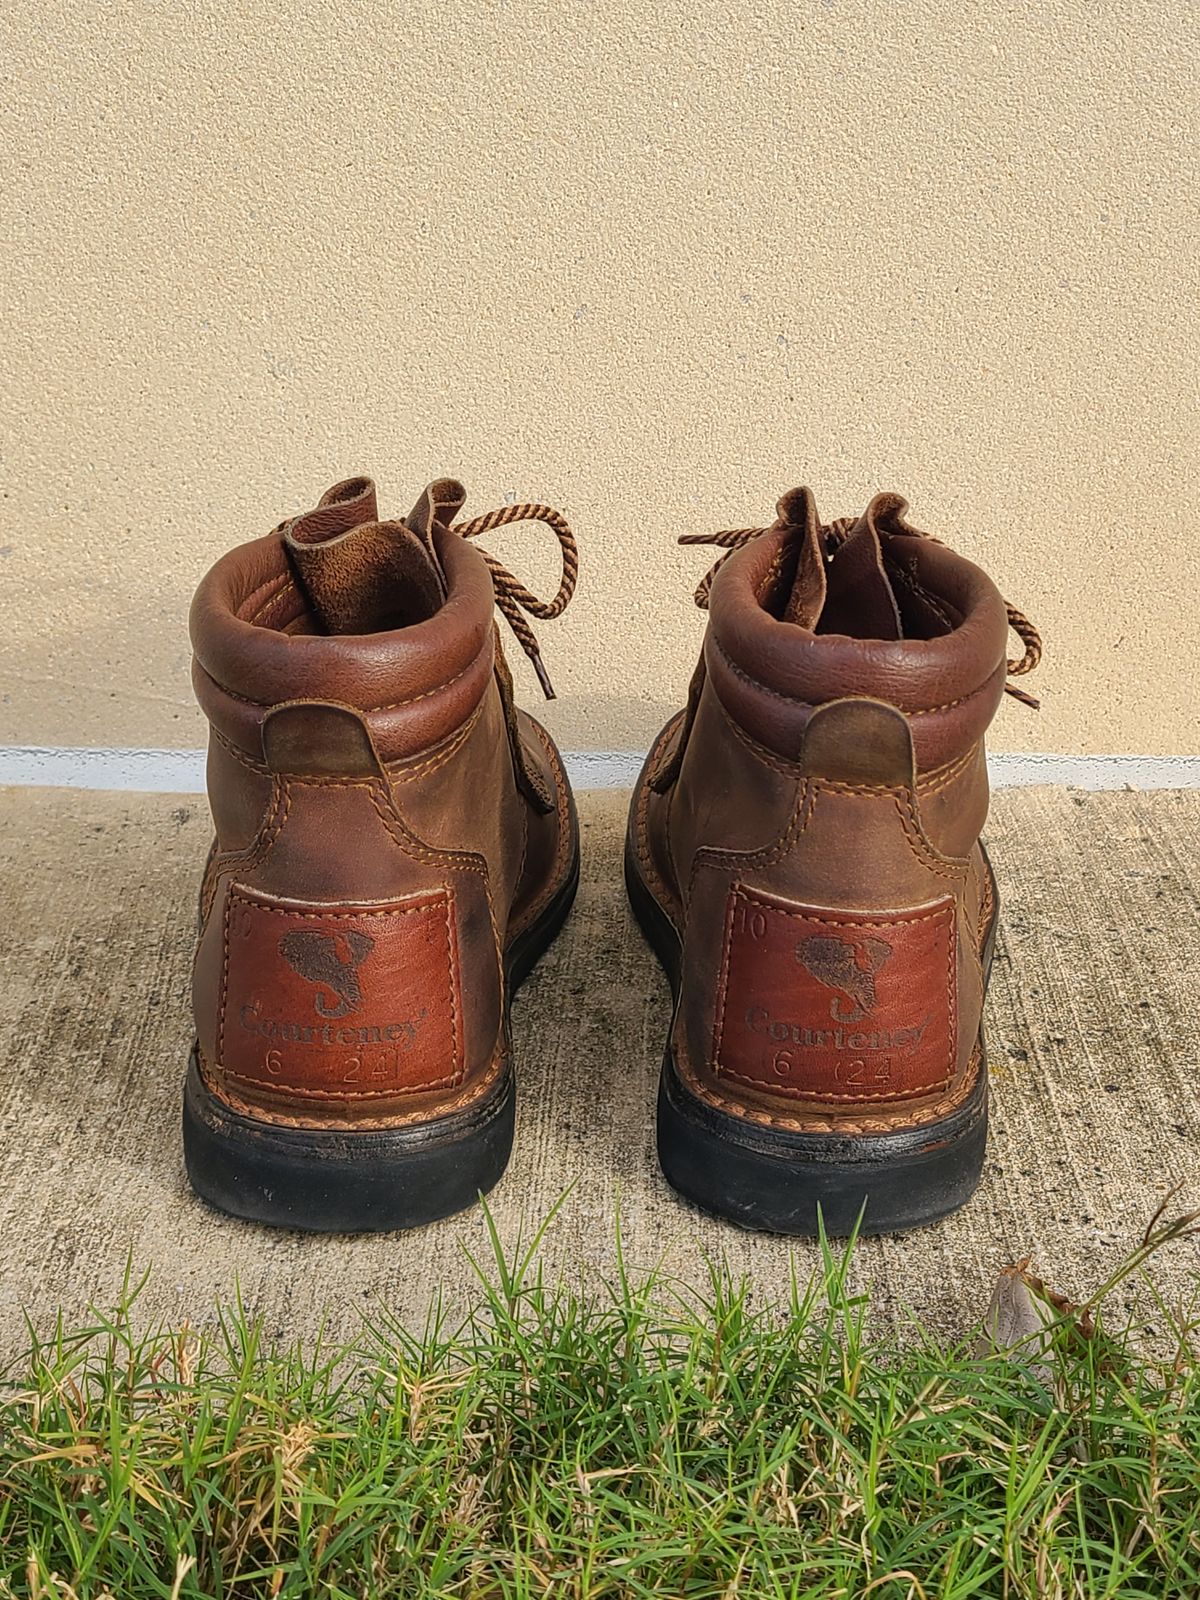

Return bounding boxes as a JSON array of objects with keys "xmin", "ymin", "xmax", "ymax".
[
  {"xmin": 819, "ymin": 493, "xmax": 905, "ymax": 641},
  {"xmin": 800, "ymin": 697, "xmax": 917, "ymax": 790},
  {"xmin": 284, "ymin": 476, "xmax": 379, "ymax": 545},
  {"xmin": 404, "ymin": 477, "xmax": 467, "ymax": 595},
  {"xmin": 261, "ymin": 701, "xmax": 386, "ymax": 780},
  {"xmin": 777, "ymin": 486, "xmax": 829, "ymax": 628}
]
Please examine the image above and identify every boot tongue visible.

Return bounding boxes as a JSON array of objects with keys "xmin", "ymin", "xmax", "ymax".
[
  {"xmin": 284, "ymin": 477, "xmax": 465, "ymax": 635},
  {"xmin": 817, "ymin": 492, "xmax": 905, "ymax": 641},
  {"xmin": 403, "ymin": 478, "xmax": 467, "ymax": 577},
  {"xmin": 777, "ymin": 487, "xmax": 828, "ymax": 627}
]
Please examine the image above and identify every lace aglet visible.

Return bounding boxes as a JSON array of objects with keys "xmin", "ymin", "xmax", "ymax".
[
  {"xmin": 532, "ymin": 655, "xmax": 556, "ymax": 700},
  {"xmin": 1005, "ymin": 684, "xmax": 1041, "ymax": 710}
]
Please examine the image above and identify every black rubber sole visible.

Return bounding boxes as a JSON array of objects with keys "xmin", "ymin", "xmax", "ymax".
[
  {"xmin": 184, "ymin": 847, "xmax": 579, "ymax": 1234},
  {"xmin": 625, "ymin": 825, "xmax": 996, "ymax": 1237}
]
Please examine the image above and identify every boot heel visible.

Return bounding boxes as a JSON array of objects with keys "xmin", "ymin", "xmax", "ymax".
[
  {"xmin": 182, "ymin": 1050, "xmax": 515, "ymax": 1232},
  {"xmin": 656, "ymin": 1046, "xmax": 987, "ymax": 1236}
]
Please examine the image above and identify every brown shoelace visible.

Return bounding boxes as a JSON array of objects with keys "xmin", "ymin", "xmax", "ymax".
[
  {"xmin": 680, "ymin": 520, "xmax": 1042, "ymax": 709},
  {"xmin": 454, "ymin": 502, "xmax": 579, "ymax": 699}
]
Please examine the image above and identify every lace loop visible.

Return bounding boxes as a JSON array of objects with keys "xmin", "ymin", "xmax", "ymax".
[
  {"xmin": 681, "ymin": 520, "xmax": 1042, "ymax": 709},
  {"xmin": 1004, "ymin": 605, "xmax": 1042, "ymax": 694},
  {"xmin": 679, "ymin": 528, "xmax": 764, "ymax": 609},
  {"xmin": 455, "ymin": 502, "xmax": 578, "ymax": 699}
]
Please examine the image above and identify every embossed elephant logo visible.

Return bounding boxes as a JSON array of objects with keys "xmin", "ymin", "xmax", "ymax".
[
  {"xmin": 794, "ymin": 934, "xmax": 892, "ymax": 1024},
  {"xmin": 278, "ymin": 929, "xmax": 375, "ymax": 1019}
]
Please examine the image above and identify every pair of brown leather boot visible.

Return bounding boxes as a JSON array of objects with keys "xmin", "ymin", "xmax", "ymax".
[{"xmin": 186, "ymin": 475, "xmax": 1039, "ymax": 1235}]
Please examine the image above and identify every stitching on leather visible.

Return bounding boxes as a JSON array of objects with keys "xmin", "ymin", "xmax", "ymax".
[
  {"xmin": 209, "ymin": 650, "xmax": 488, "ymax": 715},
  {"xmin": 248, "ymin": 775, "xmax": 383, "ymax": 791},
  {"xmin": 722, "ymin": 896, "xmax": 952, "ymax": 930},
  {"xmin": 636, "ymin": 712, "xmax": 976, "ymax": 1121},
  {"xmin": 514, "ymin": 780, "xmax": 530, "ymax": 921},
  {"xmin": 216, "ymin": 885, "xmax": 465, "ymax": 1095},
  {"xmin": 709, "ymin": 889, "xmax": 956, "ymax": 1100},
  {"xmin": 949, "ymin": 895, "xmax": 959, "ymax": 1062},
  {"xmin": 217, "ymin": 890, "xmax": 234, "ymax": 1066},
  {"xmin": 202, "ymin": 783, "xmax": 491, "ymax": 1102},
  {"xmin": 375, "ymin": 691, "xmax": 526, "ymax": 959},
  {"xmin": 213, "ymin": 729, "xmax": 268, "ymax": 775},
  {"xmin": 249, "ymin": 594, "xmax": 304, "ymax": 635},
  {"xmin": 364, "ymin": 782, "xmax": 487, "ymax": 878},
  {"xmin": 756, "ymin": 548, "xmax": 786, "ymax": 604},
  {"xmin": 202, "ymin": 778, "xmax": 292, "ymax": 924},
  {"xmin": 239, "ymin": 574, "xmax": 292, "ymax": 623},
  {"xmin": 711, "ymin": 887, "xmax": 738, "ymax": 1082},
  {"xmin": 918, "ymin": 745, "xmax": 980, "ymax": 798},
  {"xmin": 978, "ymin": 861, "xmax": 995, "ymax": 953},
  {"xmin": 362, "ymin": 778, "xmax": 504, "ymax": 1042},
  {"xmin": 204, "ymin": 777, "xmax": 490, "ymax": 994},
  {"xmin": 382, "ymin": 689, "xmax": 531, "ymax": 922},
  {"xmin": 677, "ymin": 777, "xmax": 968, "ymax": 1019},
  {"xmin": 889, "ymin": 565, "xmax": 963, "ymax": 631},
  {"xmin": 674, "ymin": 1035, "xmax": 981, "ymax": 1134},
  {"xmin": 218, "ymin": 883, "xmax": 446, "ymax": 1083},
  {"xmin": 710, "ymin": 634, "xmax": 997, "ymax": 717},
  {"xmin": 633, "ymin": 718, "xmax": 686, "ymax": 926},
  {"xmin": 716, "ymin": 1067, "xmax": 951, "ymax": 1102},
  {"xmin": 443, "ymin": 888, "xmax": 464, "ymax": 1087},
  {"xmin": 219, "ymin": 1068, "xmax": 462, "ymax": 1098},
  {"xmin": 521, "ymin": 729, "xmax": 555, "ymax": 813},
  {"xmin": 197, "ymin": 844, "xmax": 219, "ymax": 930},
  {"xmin": 892, "ymin": 789, "xmax": 971, "ymax": 882},
  {"xmin": 368, "ymin": 775, "xmax": 505, "ymax": 1015},
  {"xmin": 287, "ymin": 775, "xmax": 375, "ymax": 788},
  {"xmin": 689, "ymin": 779, "xmax": 815, "ymax": 891},
  {"xmin": 715, "ymin": 703, "xmax": 805, "ymax": 776},
  {"xmin": 634, "ymin": 722, "xmax": 969, "ymax": 910},
  {"xmin": 198, "ymin": 1046, "xmax": 504, "ymax": 1124},
  {"xmin": 217, "ymin": 725, "xmax": 503, "ymax": 787},
  {"xmin": 808, "ymin": 777, "xmax": 904, "ymax": 796},
  {"xmin": 237, "ymin": 574, "xmax": 281, "ymax": 618},
  {"xmin": 361, "ymin": 774, "xmax": 502, "ymax": 985},
  {"xmin": 229, "ymin": 888, "xmax": 451, "ymax": 921},
  {"xmin": 712, "ymin": 693, "xmax": 979, "ymax": 797},
  {"xmin": 239, "ymin": 773, "xmax": 490, "ymax": 890},
  {"xmin": 386, "ymin": 702, "xmax": 484, "ymax": 783},
  {"xmin": 249, "ymin": 585, "xmax": 299, "ymax": 628}
]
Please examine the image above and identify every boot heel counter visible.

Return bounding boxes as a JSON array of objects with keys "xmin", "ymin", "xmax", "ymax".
[
  {"xmin": 193, "ymin": 703, "xmax": 500, "ymax": 1121},
  {"xmin": 679, "ymin": 698, "xmax": 980, "ymax": 1116}
]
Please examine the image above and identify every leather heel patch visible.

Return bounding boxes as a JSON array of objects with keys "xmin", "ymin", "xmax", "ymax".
[
  {"xmin": 712, "ymin": 886, "xmax": 956, "ymax": 1103},
  {"xmin": 218, "ymin": 884, "xmax": 463, "ymax": 1100}
]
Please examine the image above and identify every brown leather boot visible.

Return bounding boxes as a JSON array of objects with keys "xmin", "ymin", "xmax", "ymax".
[
  {"xmin": 626, "ymin": 488, "xmax": 1040, "ymax": 1235},
  {"xmin": 186, "ymin": 476, "xmax": 579, "ymax": 1231}
]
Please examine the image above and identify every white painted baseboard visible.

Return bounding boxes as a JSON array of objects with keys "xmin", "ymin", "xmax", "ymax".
[
  {"xmin": 2, "ymin": 745, "xmax": 1200, "ymax": 794},
  {"xmin": 2, "ymin": 746, "xmax": 210, "ymax": 793}
]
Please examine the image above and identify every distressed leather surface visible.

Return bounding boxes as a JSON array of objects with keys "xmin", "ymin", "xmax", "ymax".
[
  {"xmin": 633, "ymin": 490, "xmax": 1014, "ymax": 1136},
  {"xmin": 190, "ymin": 480, "xmax": 576, "ymax": 1129}
]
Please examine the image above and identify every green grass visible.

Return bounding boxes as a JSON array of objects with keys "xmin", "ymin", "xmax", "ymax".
[{"xmin": 1, "ymin": 1209, "xmax": 1198, "ymax": 1599}]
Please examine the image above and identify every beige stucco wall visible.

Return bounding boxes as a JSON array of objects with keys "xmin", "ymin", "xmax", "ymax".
[{"xmin": 2, "ymin": 1, "xmax": 1196, "ymax": 759}]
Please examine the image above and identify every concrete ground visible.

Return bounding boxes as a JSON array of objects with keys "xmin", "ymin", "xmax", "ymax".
[{"xmin": 0, "ymin": 784, "xmax": 1197, "ymax": 1358}]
